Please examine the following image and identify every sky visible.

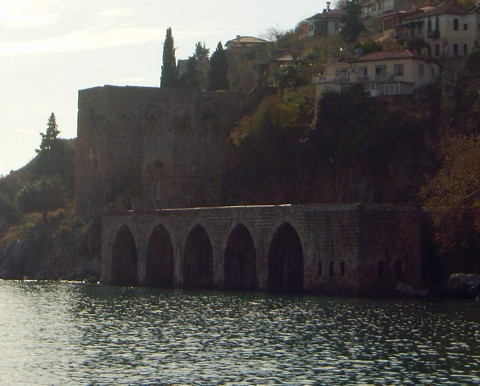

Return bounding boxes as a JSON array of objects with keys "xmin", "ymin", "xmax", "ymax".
[{"xmin": 0, "ymin": 0, "xmax": 329, "ymax": 176}]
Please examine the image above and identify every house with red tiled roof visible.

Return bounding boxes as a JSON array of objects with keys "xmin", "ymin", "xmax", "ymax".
[
  {"xmin": 397, "ymin": 2, "xmax": 480, "ymax": 57},
  {"xmin": 315, "ymin": 49, "xmax": 440, "ymax": 97},
  {"xmin": 225, "ymin": 36, "xmax": 269, "ymax": 50},
  {"xmin": 225, "ymin": 35, "xmax": 271, "ymax": 91},
  {"xmin": 361, "ymin": 0, "xmax": 419, "ymax": 26}
]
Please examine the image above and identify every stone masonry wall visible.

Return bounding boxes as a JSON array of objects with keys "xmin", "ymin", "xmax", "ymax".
[
  {"xmin": 101, "ymin": 203, "xmax": 422, "ymax": 295},
  {"xmin": 75, "ymin": 86, "xmax": 244, "ymax": 217}
]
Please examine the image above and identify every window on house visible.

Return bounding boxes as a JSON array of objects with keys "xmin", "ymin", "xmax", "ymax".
[
  {"xmin": 453, "ymin": 18, "xmax": 459, "ymax": 31},
  {"xmin": 418, "ymin": 64, "xmax": 425, "ymax": 77},
  {"xmin": 435, "ymin": 16, "xmax": 440, "ymax": 31},
  {"xmin": 340, "ymin": 262, "xmax": 346, "ymax": 277},
  {"xmin": 464, "ymin": 44, "xmax": 468, "ymax": 56},
  {"xmin": 375, "ymin": 65, "xmax": 387, "ymax": 79},
  {"xmin": 428, "ymin": 18, "xmax": 432, "ymax": 33},
  {"xmin": 453, "ymin": 43, "xmax": 459, "ymax": 56},
  {"xmin": 431, "ymin": 67, "xmax": 436, "ymax": 79},
  {"xmin": 358, "ymin": 65, "xmax": 368, "ymax": 78},
  {"xmin": 464, "ymin": 23, "xmax": 468, "ymax": 31},
  {"xmin": 335, "ymin": 67, "xmax": 349, "ymax": 80},
  {"xmin": 435, "ymin": 44, "xmax": 440, "ymax": 56},
  {"xmin": 394, "ymin": 64, "xmax": 404, "ymax": 76},
  {"xmin": 329, "ymin": 261, "xmax": 334, "ymax": 277}
]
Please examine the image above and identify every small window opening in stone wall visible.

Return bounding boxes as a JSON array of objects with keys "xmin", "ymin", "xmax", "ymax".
[
  {"xmin": 395, "ymin": 260, "xmax": 404, "ymax": 280},
  {"xmin": 317, "ymin": 261, "xmax": 322, "ymax": 276},
  {"xmin": 329, "ymin": 261, "xmax": 334, "ymax": 277},
  {"xmin": 340, "ymin": 262, "xmax": 345, "ymax": 277},
  {"xmin": 378, "ymin": 261, "xmax": 385, "ymax": 278}
]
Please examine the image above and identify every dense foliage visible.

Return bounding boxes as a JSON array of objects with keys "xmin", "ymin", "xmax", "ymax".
[
  {"xmin": 208, "ymin": 42, "xmax": 229, "ymax": 91},
  {"xmin": 179, "ymin": 56, "xmax": 200, "ymax": 90},
  {"xmin": 420, "ymin": 135, "xmax": 480, "ymax": 272},
  {"xmin": 15, "ymin": 175, "xmax": 66, "ymax": 223},
  {"xmin": 0, "ymin": 114, "xmax": 75, "ymax": 232},
  {"xmin": 339, "ymin": 0, "xmax": 365, "ymax": 44}
]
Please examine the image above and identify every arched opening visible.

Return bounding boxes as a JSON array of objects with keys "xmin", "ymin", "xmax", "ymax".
[
  {"xmin": 183, "ymin": 225, "xmax": 213, "ymax": 289},
  {"xmin": 224, "ymin": 224, "xmax": 256, "ymax": 290},
  {"xmin": 111, "ymin": 225, "xmax": 138, "ymax": 285},
  {"xmin": 267, "ymin": 222, "xmax": 304, "ymax": 292},
  {"xmin": 145, "ymin": 224, "xmax": 174, "ymax": 287}
]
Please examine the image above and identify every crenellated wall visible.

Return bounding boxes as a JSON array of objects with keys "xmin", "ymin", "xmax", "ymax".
[{"xmin": 75, "ymin": 86, "xmax": 244, "ymax": 217}]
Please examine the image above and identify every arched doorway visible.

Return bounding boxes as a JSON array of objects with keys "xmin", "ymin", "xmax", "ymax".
[
  {"xmin": 111, "ymin": 225, "xmax": 138, "ymax": 285},
  {"xmin": 183, "ymin": 225, "xmax": 213, "ymax": 289},
  {"xmin": 145, "ymin": 224, "xmax": 174, "ymax": 287},
  {"xmin": 224, "ymin": 224, "xmax": 256, "ymax": 290},
  {"xmin": 267, "ymin": 222, "xmax": 304, "ymax": 292}
]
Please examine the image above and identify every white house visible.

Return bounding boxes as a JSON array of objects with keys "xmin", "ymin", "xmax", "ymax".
[
  {"xmin": 400, "ymin": 2, "xmax": 480, "ymax": 57},
  {"xmin": 306, "ymin": 7, "xmax": 346, "ymax": 37},
  {"xmin": 315, "ymin": 50, "xmax": 440, "ymax": 97},
  {"xmin": 361, "ymin": 0, "xmax": 419, "ymax": 23}
]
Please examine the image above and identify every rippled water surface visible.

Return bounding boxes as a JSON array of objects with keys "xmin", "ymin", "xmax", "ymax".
[{"xmin": 0, "ymin": 281, "xmax": 479, "ymax": 384}]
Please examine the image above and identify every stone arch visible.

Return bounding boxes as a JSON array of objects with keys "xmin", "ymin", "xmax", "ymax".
[
  {"xmin": 267, "ymin": 222, "xmax": 304, "ymax": 292},
  {"xmin": 224, "ymin": 223, "xmax": 256, "ymax": 290},
  {"xmin": 183, "ymin": 224, "xmax": 214, "ymax": 289},
  {"xmin": 145, "ymin": 224, "xmax": 174, "ymax": 287},
  {"xmin": 111, "ymin": 224, "xmax": 138, "ymax": 285}
]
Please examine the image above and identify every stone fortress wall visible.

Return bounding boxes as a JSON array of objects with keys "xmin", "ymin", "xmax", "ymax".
[
  {"xmin": 75, "ymin": 86, "xmax": 423, "ymax": 294},
  {"xmin": 75, "ymin": 86, "xmax": 244, "ymax": 217}
]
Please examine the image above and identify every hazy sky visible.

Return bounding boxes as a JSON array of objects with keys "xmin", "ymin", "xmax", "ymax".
[{"xmin": 0, "ymin": 0, "xmax": 328, "ymax": 176}]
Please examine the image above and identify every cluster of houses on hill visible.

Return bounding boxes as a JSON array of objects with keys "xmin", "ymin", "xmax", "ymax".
[
  {"xmin": 181, "ymin": 1, "xmax": 478, "ymax": 97},
  {"xmin": 313, "ymin": 0, "xmax": 480, "ymax": 97}
]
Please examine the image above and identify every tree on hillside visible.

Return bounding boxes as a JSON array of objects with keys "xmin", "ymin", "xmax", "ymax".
[
  {"xmin": 419, "ymin": 134, "xmax": 480, "ymax": 271},
  {"xmin": 179, "ymin": 56, "xmax": 200, "ymax": 90},
  {"xmin": 194, "ymin": 41, "xmax": 210, "ymax": 60},
  {"xmin": 36, "ymin": 113, "xmax": 60, "ymax": 154},
  {"xmin": 208, "ymin": 42, "xmax": 229, "ymax": 91},
  {"xmin": 160, "ymin": 27, "xmax": 178, "ymax": 87},
  {"xmin": 0, "ymin": 193, "xmax": 18, "ymax": 226},
  {"xmin": 465, "ymin": 48, "xmax": 480, "ymax": 74},
  {"xmin": 16, "ymin": 175, "xmax": 66, "ymax": 223},
  {"xmin": 339, "ymin": 0, "xmax": 366, "ymax": 44}
]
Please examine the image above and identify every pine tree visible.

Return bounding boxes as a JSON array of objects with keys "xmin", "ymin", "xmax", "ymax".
[
  {"xmin": 194, "ymin": 41, "xmax": 210, "ymax": 60},
  {"xmin": 208, "ymin": 42, "xmax": 229, "ymax": 91},
  {"xmin": 36, "ymin": 112, "xmax": 60, "ymax": 153},
  {"xmin": 160, "ymin": 27, "xmax": 178, "ymax": 87}
]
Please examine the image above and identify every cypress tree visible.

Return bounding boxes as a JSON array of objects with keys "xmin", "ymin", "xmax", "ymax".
[
  {"xmin": 160, "ymin": 27, "xmax": 178, "ymax": 87},
  {"xmin": 208, "ymin": 42, "xmax": 229, "ymax": 91}
]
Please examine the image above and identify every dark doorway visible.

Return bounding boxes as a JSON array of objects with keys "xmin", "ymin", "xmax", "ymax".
[
  {"xmin": 145, "ymin": 224, "xmax": 174, "ymax": 287},
  {"xmin": 267, "ymin": 223, "xmax": 304, "ymax": 292},
  {"xmin": 224, "ymin": 224, "xmax": 256, "ymax": 290},
  {"xmin": 184, "ymin": 225, "xmax": 214, "ymax": 289},
  {"xmin": 111, "ymin": 225, "xmax": 138, "ymax": 285}
]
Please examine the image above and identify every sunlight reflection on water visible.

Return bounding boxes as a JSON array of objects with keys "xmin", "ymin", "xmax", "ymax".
[{"xmin": 0, "ymin": 281, "xmax": 479, "ymax": 384}]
